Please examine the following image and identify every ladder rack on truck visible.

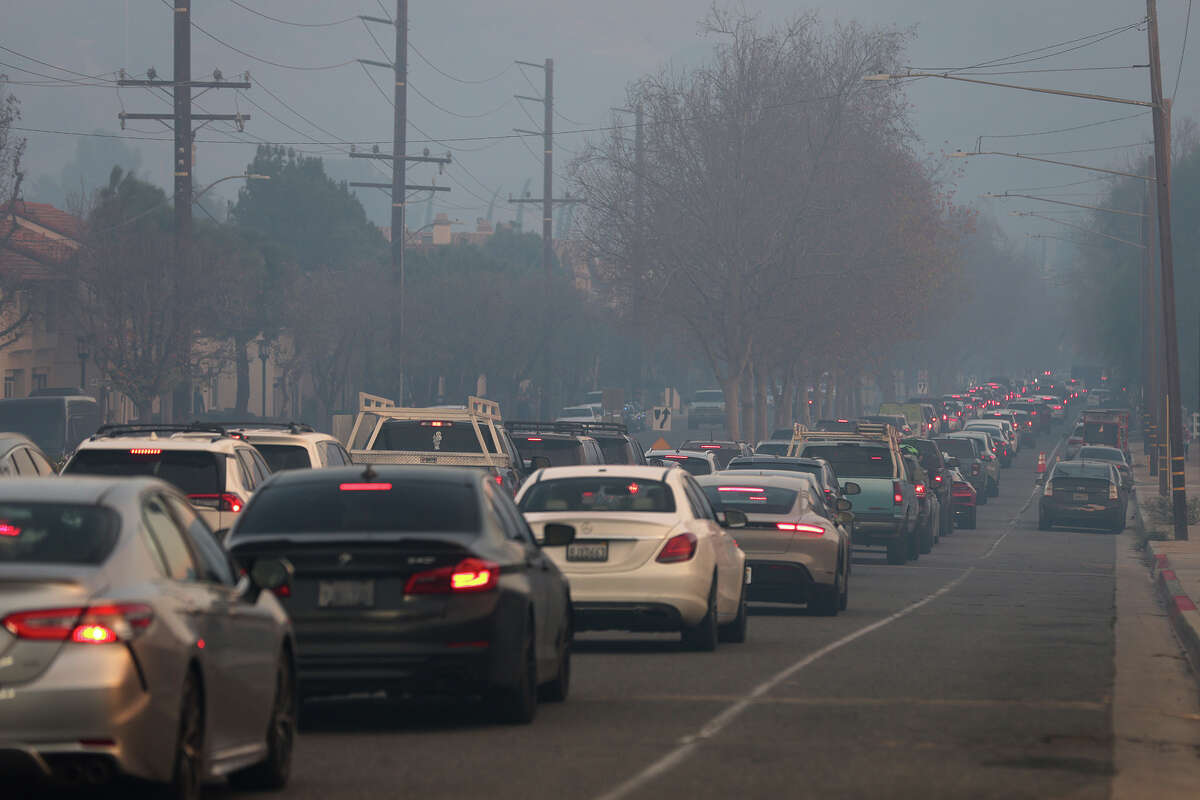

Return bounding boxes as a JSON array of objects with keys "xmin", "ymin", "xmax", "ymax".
[
  {"xmin": 787, "ymin": 422, "xmax": 903, "ymax": 473},
  {"xmin": 345, "ymin": 395, "xmax": 511, "ymax": 471}
]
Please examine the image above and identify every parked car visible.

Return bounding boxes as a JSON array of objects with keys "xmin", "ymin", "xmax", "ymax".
[
  {"xmin": 697, "ymin": 472, "xmax": 851, "ymax": 615},
  {"xmin": 1038, "ymin": 459, "xmax": 1127, "ymax": 532},
  {"xmin": 228, "ymin": 465, "xmax": 573, "ymax": 723},
  {"xmin": 0, "ymin": 476, "xmax": 296, "ymax": 795},
  {"xmin": 518, "ymin": 466, "xmax": 748, "ymax": 649}
]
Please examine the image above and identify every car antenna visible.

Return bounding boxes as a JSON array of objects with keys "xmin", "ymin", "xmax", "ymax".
[{"xmin": 362, "ymin": 463, "xmax": 378, "ymax": 481}]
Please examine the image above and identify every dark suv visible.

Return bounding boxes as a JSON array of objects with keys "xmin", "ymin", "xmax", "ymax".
[
  {"xmin": 903, "ymin": 437, "xmax": 953, "ymax": 534},
  {"xmin": 555, "ymin": 421, "xmax": 647, "ymax": 465},
  {"xmin": 506, "ymin": 423, "xmax": 605, "ymax": 467},
  {"xmin": 680, "ymin": 440, "xmax": 752, "ymax": 468}
]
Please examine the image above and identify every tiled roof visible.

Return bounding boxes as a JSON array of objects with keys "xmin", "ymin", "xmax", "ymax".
[
  {"xmin": 0, "ymin": 201, "xmax": 81, "ymax": 279},
  {"xmin": 7, "ymin": 200, "xmax": 83, "ymax": 238}
]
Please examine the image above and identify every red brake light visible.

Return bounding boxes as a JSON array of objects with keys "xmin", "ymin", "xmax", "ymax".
[
  {"xmin": 932, "ymin": 474, "xmax": 943, "ymax": 484},
  {"xmin": 699, "ymin": 445, "xmax": 722, "ymax": 449},
  {"xmin": 188, "ymin": 493, "xmax": 243, "ymax": 512},
  {"xmin": 405, "ymin": 557, "xmax": 500, "ymax": 594},
  {"xmin": 526, "ymin": 437, "xmax": 543, "ymax": 442},
  {"xmin": 2, "ymin": 603, "xmax": 153, "ymax": 643},
  {"xmin": 338, "ymin": 483, "xmax": 393, "ymax": 492},
  {"xmin": 915, "ymin": 483, "xmax": 927, "ymax": 496},
  {"xmin": 776, "ymin": 522, "xmax": 825, "ymax": 536},
  {"xmin": 0, "ymin": 522, "xmax": 20, "ymax": 537},
  {"xmin": 893, "ymin": 481, "xmax": 904, "ymax": 504},
  {"xmin": 423, "ymin": 421, "xmax": 448, "ymax": 427},
  {"xmin": 664, "ymin": 455, "xmax": 688, "ymax": 460},
  {"xmin": 656, "ymin": 533, "xmax": 698, "ymax": 563},
  {"xmin": 718, "ymin": 486, "xmax": 765, "ymax": 493},
  {"xmin": 72, "ymin": 623, "xmax": 118, "ymax": 644},
  {"xmin": 129, "ymin": 448, "xmax": 162, "ymax": 455}
]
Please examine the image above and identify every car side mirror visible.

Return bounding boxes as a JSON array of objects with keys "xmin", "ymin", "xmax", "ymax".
[
  {"xmin": 835, "ymin": 511, "xmax": 855, "ymax": 526},
  {"xmin": 528, "ymin": 456, "xmax": 552, "ymax": 471},
  {"xmin": 836, "ymin": 498, "xmax": 853, "ymax": 512},
  {"xmin": 542, "ymin": 523, "xmax": 576, "ymax": 547},
  {"xmin": 718, "ymin": 509, "xmax": 747, "ymax": 529},
  {"xmin": 249, "ymin": 557, "xmax": 293, "ymax": 594},
  {"xmin": 842, "ymin": 481, "xmax": 861, "ymax": 496}
]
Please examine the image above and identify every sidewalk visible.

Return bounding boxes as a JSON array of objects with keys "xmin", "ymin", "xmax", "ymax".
[{"xmin": 1130, "ymin": 437, "xmax": 1200, "ymax": 682}]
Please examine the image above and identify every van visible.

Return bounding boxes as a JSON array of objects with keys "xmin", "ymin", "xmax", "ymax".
[{"xmin": 0, "ymin": 392, "xmax": 101, "ymax": 464}]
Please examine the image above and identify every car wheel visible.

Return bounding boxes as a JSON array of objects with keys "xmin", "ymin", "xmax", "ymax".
[
  {"xmin": 989, "ymin": 479, "xmax": 1000, "ymax": 498},
  {"xmin": 977, "ymin": 488, "xmax": 988, "ymax": 505},
  {"xmin": 493, "ymin": 622, "xmax": 537, "ymax": 724},
  {"xmin": 965, "ymin": 507, "xmax": 978, "ymax": 529},
  {"xmin": 838, "ymin": 554, "xmax": 850, "ymax": 611},
  {"xmin": 1038, "ymin": 513, "xmax": 1052, "ymax": 531},
  {"xmin": 918, "ymin": 517, "xmax": 934, "ymax": 555},
  {"xmin": 539, "ymin": 617, "xmax": 571, "ymax": 703},
  {"xmin": 1110, "ymin": 511, "xmax": 1126, "ymax": 534},
  {"xmin": 719, "ymin": 579, "xmax": 748, "ymax": 643},
  {"xmin": 907, "ymin": 525, "xmax": 920, "ymax": 561},
  {"xmin": 886, "ymin": 537, "xmax": 907, "ymax": 565},
  {"xmin": 229, "ymin": 654, "xmax": 296, "ymax": 790},
  {"xmin": 807, "ymin": 574, "xmax": 839, "ymax": 617},
  {"xmin": 683, "ymin": 578, "xmax": 719, "ymax": 651},
  {"xmin": 161, "ymin": 670, "xmax": 204, "ymax": 800}
]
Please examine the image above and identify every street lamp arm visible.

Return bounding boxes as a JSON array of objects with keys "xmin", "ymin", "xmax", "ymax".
[
  {"xmin": 953, "ymin": 151, "xmax": 1154, "ymax": 181},
  {"xmin": 864, "ymin": 71, "xmax": 1155, "ymax": 108},
  {"xmin": 192, "ymin": 173, "xmax": 270, "ymax": 204}
]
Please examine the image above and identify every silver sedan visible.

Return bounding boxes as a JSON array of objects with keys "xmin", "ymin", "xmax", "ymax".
[{"xmin": 0, "ymin": 477, "xmax": 296, "ymax": 798}]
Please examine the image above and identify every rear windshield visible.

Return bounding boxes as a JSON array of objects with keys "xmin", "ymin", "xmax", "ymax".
[
  {"xmin": 236, "ymin": 481, "xmax": 480, "ymax": 534},
  {"xmin": 0, "ymin": 502, "xmax": 119, "ymax": 565},
  {"xmin": 702, "ymin": 485, "xmax": 797, "ymax": 515},
  {"xmin": 596, "ymin": 437, "xmax": 634, "ymax": 465},
  {"xmin": 727, "ymin": 461, "xmax": 819, "ymax": 480},
  {"xmin": 682, "ymin": 443, "xmax": 737, "ymax": 467},
  {"xmin": 65, "ymin": 449, "xmax": 221, "ymax": 495},
  {"xmin": 1051, "ymin": 463, "xmax": 1113, "ymax": 481},
  {"xmin": 933, "ymin": 439, "xmax": 977, "ymax": 459},
  {"xmin": 253, "ymin": 444, "xmax": 314, "ymax": 472},
  {"xmin": 372, "ymin": 420, "xmax": 495, "ymax": 453},
  {"xmin": 513, "ymin": 437, "xmax": 583, "ymax": 466},
  {"xmin": 1082, "ymin": 422, "xmax": 1120, "ymax": 445},
  {"xmin": 0, "ymin": 400, "xmax": 65, "ymax": 455},
  {"xmin": 1078, "ymin": 447, "xmax": 1124, "ymax": 462},
  {"xmin": 520, "ymin": 477, "xmax": 675, "ymax": 513},
  {"xmin": 659, "ymin": 455, "xmax": 712, "ymax": 476},
  {"xmin": 800, "ymin": 445, "xmax": 892, "ymax": 478},
  {"xmin": 755, "ymin": 442, "xmax": 789, "ymax": 456},
  {"xmin": 694, "ymin": 391, "xmax": 724, "ymax": 403}
]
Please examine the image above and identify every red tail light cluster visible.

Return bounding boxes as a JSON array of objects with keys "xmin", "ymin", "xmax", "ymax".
[
  {"xmin": 776, "ymin": 522, "xmax": 825, "ymax": 536},
  {"xmin": 188, "ymin": 493, "xmax": 243, "ymax": 512},
  {"xmin": 657, "ymin": 533, "xmax": 698, "ymax": 563},
  {"xmin": 914, "ymin": 483, "xmax": 927, "ymax": 497},
  {"xmin": 405, "ymin": 557, "xmax": 500, "ymax": 594},
  {"xmin": 893, "ymin": 481, "xmax": 904, "ymax": 505},
  {"xmin": 2, "ymin": 604, "xmax": 153, "ymax": 644}
]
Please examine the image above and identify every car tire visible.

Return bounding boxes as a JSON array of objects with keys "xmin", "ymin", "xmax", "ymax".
[
  {"xmin": 988, "ymin": 479, "xmax": 999, "ymax": 498},
  {"xmin": 1110, "ymin": 511, "xmax": 1126, "ymax": 534},
  {"xmin": 683, "ymin": 578, "xmax": 719, "ymax": 651},
  {"xmin": 718, "ymin": 580, "xmax": 748, "ymax": 643},
  {"xmin": 229, "ymin": 654, "xmax": 296, "ymax": 791},
  {"xmin": 977, "ymin": 488, "xmax": 988, "ymax": 505},
  {"xmin": 539, "ymin": 617, "xmax": 571, "ymax": 703},
  {"xmin": 964, "ymin": 508, "xmax": 978, "ymax": 529},
  {"xmin": 907, "ymin": 525, "xmax": 920, "ymax": 561},
  {"xmin": 1038, "ymin": 513, "xmax": 1052, "ymax": 531},
  {"xmin": 492, "ymin": 622, "xmax": 537, "ymax": 724},
  {"xmin": 919, "ymin": 516, "xmax": 934, "ymax": 554},
  {"xmin": 886, "ymin": 537, "xmax": 907, "ymax": 565},
  {"xmin": 807, "ymin": 574, "xmax": 840, "ymax": 617},
  {"xmin": 160, "ymin": 669, "xmax": 204, "ymax": 800},
  {"xmin": 838, "ymin": 554, "xmax": 850, "ymax": 611}
]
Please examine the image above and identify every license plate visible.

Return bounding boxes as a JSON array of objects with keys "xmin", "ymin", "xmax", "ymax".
[
  {"xmin": 566, "ymin": 541, "xmax": 608, "ymax": 562},
  {"xmin": 317, "ymin": 580, "xmax": 375, "ymax": 608},
  {"xmin": 1072, "ymin": 492, "xmax": 1089, "ymax": 501}
]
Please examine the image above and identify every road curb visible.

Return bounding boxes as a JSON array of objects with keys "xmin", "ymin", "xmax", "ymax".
[{"xmin": 1136, "ymin": 494, "xmax": 1200, "ymax": 683}]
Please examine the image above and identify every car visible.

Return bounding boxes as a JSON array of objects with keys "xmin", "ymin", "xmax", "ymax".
[
  {"xmin": 1038, "ymin": 459, "xmax": 1127, "ymax": 532},
  {"xmin": 901, "ymin": 437, "xmax": 954, "ymax": 536},
  {"xmin": 219, "ymin": 421, "xmax": 353, "ymax": 471},
  {"xmin": 948, "ymin": 467, "xmax": 978, "ymax": 529},
  {"xmin": 506, "ymin": 423, "xmax": 606, "ymax": 467},
  {"xmin": 861, "ymin": 414, "xmax": 913, "ymax": 436},
  {"xmin": 947, "ymin": 430, "xmax": 1001, "ymax": 497},
  {"xmin": 0, "ymin": 392, "xmax": 101, "ymax": 465},
  {"xmin": 557, "ymin": 421, "xmax": 647, "ymax": 465},
  {"xmin": 517, "ymin": 465, "xmax": 748, "ymax": 649},
  {"xmin": 878, "ymin": 403, "xmax": 931, "ymax": 437},
  {"xmin": 61, "ymin": 423, "xmax": 273, "ymax": 534},
  {"xmin": 0, "ymin": 476, "xmax": 296, "ymax": 795},
  {"xmin": 1076, "ymin": 445, "xmax": 1134, "ymax": 494},
  {"xmin": 932, "ymin": 436, "xmax": 988, "ymax": 504},
  {"xmin": 901, "ymin": 449, "xmax": 941, "ymax": 554},
  {"xmin": 754, "ymin": 439, "xmax": 792, "ymax": 456},
  {"xmin": 556, "ymin": 404, "xmax": 604, "ymax": 423},
  {"xmin": 227, "ymin": 465, "xmax": 573, "ymax": 724},
  {"xmin": 680, "ymin": 440, "xmax": 753, "ymax": 468},
  {"xmin": 964, "ymin": 420, "xmax": 1014, "ymax": 467},
  {"xmin": 697, "ymin": 472, "xmax": 851, "ymax": 615},
  {"xmin": 814, "ymin": 419, "xmax": 863, "ymax": 433},
  {"xmin": 0, "ymin": 432, "xmax": 58, "ymax": 477},
  {"xmin": 687, "ymin": 389, "xmax": 727, "ymax": 430},
  {"xmin": 643, "ymin": 448, "xmax": 719, "ymax": 476}
]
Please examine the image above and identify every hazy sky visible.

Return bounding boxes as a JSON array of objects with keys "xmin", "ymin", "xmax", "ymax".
[{"xmin": 4, "ymin": 1, "xmax": 1195, "ymax": 244}]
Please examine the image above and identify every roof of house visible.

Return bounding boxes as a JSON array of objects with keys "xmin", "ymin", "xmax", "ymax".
[{"xmin": 0, "ymin": 200, "xmax": 82, "ymax": 279}]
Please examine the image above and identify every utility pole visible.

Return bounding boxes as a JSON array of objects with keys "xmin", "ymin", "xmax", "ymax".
[
  {"xmin": 1146, "ymin": 0, "xmax": 1188, "ymax": 538},
  {"xmin": 117, "ymin": 0, "xmax": 250, "ymax": 253},
  {"xmin": 357, "ymin": 5, "xmax": 452, "ymax": 404},
  {"xmin": 1143, "ymin": 182, "xmax": 1158, "ymax": 472}
]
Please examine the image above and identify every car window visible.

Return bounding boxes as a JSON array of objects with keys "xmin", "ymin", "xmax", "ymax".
[
  {"xmin": 488, "ymin": 484, "xmax": 535, "ymax": 544},
  {"xmin": 162, "ymin": 492, "xmax": 234, "ymax": 585},
  {"xmin": 141, "ymin": 494, "xmax": 197, "ymax": 581},
  {"xmin": 247, "ymin": 448, "xmax": 272, "ymax": 482},
  {"xmin": 235, "ymin": 450, "xmax": 258, "ymax": 489},
  {"xmin": 683, "ymin": 476, "xmax": 717, "ymax": 521},
  {"xmin": 254, "ymin": 443, "xmax": 313, "ymax": 471}
]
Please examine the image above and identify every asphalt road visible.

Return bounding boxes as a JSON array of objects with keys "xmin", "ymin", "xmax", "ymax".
[{"xmin": 210, "ymin": 431, "xmax": 1136, "ymax": 800}]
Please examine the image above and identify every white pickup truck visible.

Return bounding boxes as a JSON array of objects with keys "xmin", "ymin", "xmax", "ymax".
[{"xmin": 345, "ymin": 395, "xmax": 529, "ymax": 493}]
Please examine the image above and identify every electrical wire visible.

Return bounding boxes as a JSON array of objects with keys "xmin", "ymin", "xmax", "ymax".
[
  {"xmin": 0, "ymin": 44, "xmax": 119, "ymax": 82},
  {"xmin": 1020, "ymin": 141, "xmax": 1152, "ymax": 157},
  {"xmin": 229, "ymin": 1, "xmax": 359, "ymax": 28},
  {"xmin": 980, "ymin": 111, "xmax": 1150, "ymax": 141},
  {"xmin": 409, "ymin": 82, "xmax": 513, "ymax": 120},
  {"xmin": 409, "ymin": 41, "xmax": 513, "ymax": 85},
  {"xmin": 361, "ymin": 18, "xmax": 393, "ymax": 63},
  {"xmin": 952, "ymin": 65, "xmax": 1146, "ymax": 76},
  {"xmin": 1174, "ymin": 0, "xmax": 1194, "ymax": 103},
  {"xmin": 909, "ymin": 20, "xmax": 1146, "ymax": 74}
]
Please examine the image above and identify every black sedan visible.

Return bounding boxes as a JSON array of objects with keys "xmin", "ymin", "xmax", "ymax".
[
  {"xmin": 1038, "ymin": 459, "xmax": 1127, "ymax": 533},
  {"xmin": 227, "ymin": 465, "xmax": 574, "ymax": 724}
]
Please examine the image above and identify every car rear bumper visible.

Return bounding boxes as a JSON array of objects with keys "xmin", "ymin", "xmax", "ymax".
[
  {"xmin": 1039, "ymin": 499, "xmax": 1122, "ymax": 522},
  {"xmin": 565, "ymin": 567, "xmax": 712, "ymax": 629},
  {"xmin": 852, "ymin": 515, "xmax": 905, "ymax": 540},
  {"xmin": 573, "ymin": 602, "xmax": 684, "ymax": 632},
  {"xmin": 745, "ymin": 559, "xmax": 815, "ymax": 603}
]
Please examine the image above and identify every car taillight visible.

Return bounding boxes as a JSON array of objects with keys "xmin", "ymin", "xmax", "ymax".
[
  {"xmin": 776, "ymin": 522, "xmax": 825, "ymax": 536},
  {"xmin": 2, "ymin": 603, "xmax": 153, "ymax": 643},
  {"xmin": 933, "ymin": 474, "xmax": 943, "ymax": 484},
  {"xmin": 1109, "ymin": 483, "xmax": 1119, "ymax": 500},
  {"xmin": 952, "ymin": 483, "xmax": 975, "ymax": 498},
  {"xmin": 1043, "ymin": 480, "xmax": 1053, "ymax": 497},
  {"xmin": 656, "ymin": 533, "xmax": 698, "ymax": 563},
  {"xmin": 914, "ymin": 483, "xmax": 926, "ymax": 497},
  {"xmin": 339, "ymin": 483, "xmax": 393, "ymax": 491},
  {"xmin": 405, "ymin": 557, "xmax": 500, "ymax": 594},
  {"xmin": 893, "ymin": 481, "xmax": 904, "ymax": 504},
  {"xmin": 971, "ymin": 463, "xmax": 981, "ymax": 476},
  {"xmin": 188, "ymin": 493, "xmax": 243, "ymax": 512}
]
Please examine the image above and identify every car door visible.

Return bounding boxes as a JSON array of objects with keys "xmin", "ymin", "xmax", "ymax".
[
  {"xmin": 140, "ymin": 491, "xmax": 240, "ymax": 754},
  {"xmin": 164, "ymin": 490, "xmax": 280, "ymax": 749},
  {"xmin": 682, "ymin": 476, "xmax": 740, "ymax": 616}
]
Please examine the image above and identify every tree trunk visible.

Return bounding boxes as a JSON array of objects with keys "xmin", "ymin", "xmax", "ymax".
[
  {"xmin": 234, "ymin": 335, "xmax": 251, "ymax": 414},
  {"xmin": 720, "ymin": 375, "xmax": 741, "ymax": 440},
  {"xmin": 754, "ymin": 366, "xmax": 768, "ymax": 443},
  {"xmin": 778, "ymin": 368, "xmax": 796, "ymax": 430},
  {"xmin": 741, "ymin": 367, "xmax": 756, "ymax": 443}
]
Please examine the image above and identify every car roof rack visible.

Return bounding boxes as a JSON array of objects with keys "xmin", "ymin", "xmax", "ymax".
[
  {"xmin": 551, "ymin": 420, "xmax": 630, "ymax": 436},
  {"xmin": 92, "ymin": 422, "xmax": 234, "ymax": 441},
  {"xmin": 505, "ymin": 421, "xmax": 578, "ymax": 436},
  {"xmin": 356, "ymin": 395, "xmax": 502, "ymax": 423},
  {"xmin": 203, "ymin": 421, "xmax": 316, "ymax": 434}
]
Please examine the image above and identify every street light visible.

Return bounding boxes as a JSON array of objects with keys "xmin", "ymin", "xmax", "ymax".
[
  {"xmin": 257, "ymin": 339, "xmax": 270, "ymax": 419},
  {"xmin": 193, "ymin": 172, "xmax": 270, "ymax": 204},
  {"xmin": 75, "ymin": 336, "xmax": 89, "ymax": 392}
]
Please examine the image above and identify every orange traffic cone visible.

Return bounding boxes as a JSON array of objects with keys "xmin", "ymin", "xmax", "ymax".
[{"xmin": 1036, "ymin": 452, "xmax": 1047, "ymax": 473}]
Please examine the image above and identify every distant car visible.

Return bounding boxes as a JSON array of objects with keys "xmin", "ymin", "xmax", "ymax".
[
  {"xmin": 518, "ymin": 465, "xmax": 748, "ymax": 649},
  {"xmin": 948, "ymin": 467, "xmax": 977, "ymax": 529},
  {"xmin": 1038, "ymin": 459, "xmax": 1127, "ymax": 532},
  {"xmin": 556, "ymin": 405, "xmax": 603, "ymax": 423},
  {"xmin": 725, "ymin": 455, "xmax": 848, "ymax": 510},
  {"xmin": 228, "ymin": 465, "xmax": 573, "ymax": 724},
  {"xmin": 754, "ymin": 440, "xmax": 792, "ymax": 456},
  {"xmin": 680, "ymin": 440, "xmax": 752, "ymax": 468},
  {"xmin": 0, "ymin": 393, "xmax": 101, "ymax": 465},
  {"xmin": 861, "ymin": 414, "xmax": 913, "ymax": 436},
  {"xmin": 0, "ymin": 476, "xmax": 295, "ymax": 795},
  {"xmin": 687, "ymin": 389, "xmax": 726, "ymax": 430},
  {"xmin": 555, "ymin": 421, "xmax": 647, "ymax": 465},
  {"xmin": 506, "ymin": 425, "xmax": 606, "ymax": 467},
  {"xmin": 643, "ymin": 449, "xmax": 719, "ymax": 476},
  {"xmin": 964, "ymin": 421, "xmax": 1014, "ymax": 467},
  {"xmin": 947, "ymin": 431, "xmax": 1001, "ymax": 497},
  {"xmin": 814, "ymin": 419, "xmax": 862, "ymax": 433},
  {"xmin": 1076, "ymin": 445, "xmax": 1133, "ymax": 494},
  {"xmin": 932, "ymin": 436, "xmax": 987, "ymax": 504},
  {"xmin": 219, "ymin": 421, "xmax": 353, "ymax": 471},
  {"xmin": 698, "ymin": 472, "xmax": 851, "ymax": 615}
]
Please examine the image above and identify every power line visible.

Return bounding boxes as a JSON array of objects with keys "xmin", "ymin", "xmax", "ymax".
[
  {"xmin": 910, "ymin": 20, "xmax": 1146, "ymax": 74},
  {"xmin": 409, "ymin": 41, "xmax": 513, "ymax": 85},
  {"xmin": 1021, "ymin": 141, "xmax": 1152, "ymax": 156},
  {"xmin": 957, "ymin": 65, "xmax": 1147, "ymax": 76},
  {"xmin": 0, "ymin": 44, "xmax": 119, "ymax": 82},
  {"xmin": 409, "ymin": 82, "xmax": 513, "ymax": 120},
  {"xmin": 980, "ymin": 111, "xmax": 1150, "ymax": 141},
  {"xmin": 1174, "ymin": 0, "xmax": 1194, "ymax": 102},
  {"xmin": 229, "ymin": 1, "xmax": 359, "ymax": 28}
]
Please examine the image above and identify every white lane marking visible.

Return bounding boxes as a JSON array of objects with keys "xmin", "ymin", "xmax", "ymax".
[
  {"xmin": 980, "ymin": 429, "xmax": 1068, "ymax": 561},
  {"xmin": 591, "ymin": 567, "xmax": 976, "ymax": 800}
]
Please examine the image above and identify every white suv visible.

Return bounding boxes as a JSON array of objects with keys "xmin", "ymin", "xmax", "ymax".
[
  {"xmin": 219, "ymin": 421, "xmax": 352, "ymax": 471},
  {"xmin": 61, "ymin": 424, "xmax": 272, "ymax": 533}
]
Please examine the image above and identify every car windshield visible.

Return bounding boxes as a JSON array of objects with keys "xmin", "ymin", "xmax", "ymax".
[
  {"xmin": 64, "ymin": 449, "xmax": 222, "ymax": 495},
  {"xmin": 372, "ymin": 420, "xmax": 495, "ymax": 453},
  {"xmin": 236, "ymin": 481, "xmax": 480, "ymax": 534},
  {"xmin": 0, "ymin": 502, "xmax": 119, "ymax": 565},
  {"xmin": 800, "ymin": 445, "xmax": 892, "ymax": 478},
  {"xmin": 755, "ymin": 442, "xmax": 790, "ymax": 456},
  {"xmin": 0, "ymin": 400, "xmax": 64, "ymax": 455},
  {"xmin": 693, "ymin": 391, "xmax": 724, "ymax": 403},
  {"xmin": 252, "ymin": 443, "xmax": 314, "ymax": 471},
  {"xmin": 520, "ymin": 478, "xmax": 675, "ymax": 513},
  {"xmin": 558, "ymin": 406, "xmax": 594, "ymax": 418},
  {"xmin": 934, "ymin": 439, "xmax": 977, "ymax": 459},
  {"xmin": 595, "ymin": 437, "xmax": 634, "ymax": 464},
  {"xmin": 701, "ymin": 484, "xmax": 798, "ymax": 515},
  {"xmin": 513, "ymin": 437, "xmax": 583, "ymax": 466}
]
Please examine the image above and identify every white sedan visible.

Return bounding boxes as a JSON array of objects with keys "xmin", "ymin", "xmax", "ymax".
[{"xmin": 516, "ymin": 465, "xmax": 748, "ymax": 650}]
